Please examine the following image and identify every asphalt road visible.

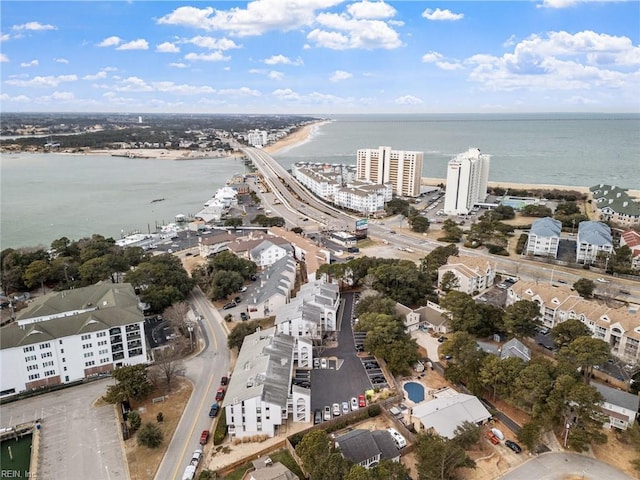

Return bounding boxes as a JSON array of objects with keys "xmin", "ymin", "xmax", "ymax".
[
  {"xmin": 154, "ymin": 287, "xmax": 231, "ymax": 480},
  {"xmin": 499, "ymin": 452, "xmax": 636, "ymax": 480}
]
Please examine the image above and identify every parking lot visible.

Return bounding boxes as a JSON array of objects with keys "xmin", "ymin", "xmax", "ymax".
[
  {"xmin": 310, "ymin": 292, "xmax": 378, "ymax": 413},
  {"xmin": 0, "ymin": 379, "xmax": 126, "ymax": 480}
]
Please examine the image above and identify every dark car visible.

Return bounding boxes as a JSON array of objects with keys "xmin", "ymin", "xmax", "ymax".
[
  {"xmin": 314, "ymin": 409, "xmax": 323, "ymax": 424},
  {"xmin": 220, "ymin": 376, "xmax": 229, "ymax": 385},
  {"xmin": 437, "ymin": 336, "xmax": 448, "ymax": 343},
  {"xmin": 208, "ymin": 403, "xmax": 219, "ymax": 418},
  {"xmin": 234, "ymin": 296, "xmax": 241, "ymax": 303},
  {"xmin": 505, "ymin": 440, "xmax": 522, "ymax": 453},
  {"xmin": 250, "ymin": 275, "xmax": 258, "ymax": 281},
  {"xmin": 364, "ymin": 362, "xmax": 379, "ymax": 369},
  {"xmin": 223, "ymin": 301, "xmax": 236, "ymax": 310},
  {"xmin": 240, "ymin": 312, "xmax": 248, "ymax": 321}
]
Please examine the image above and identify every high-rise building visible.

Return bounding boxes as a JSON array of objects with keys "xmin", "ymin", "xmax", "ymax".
[
  {"xmin": 356, "ymin": 146, "xmax": 423, "ymax": 197},
  {"xmin": 444, "ymin": 148, "xmax": 490, "ymax": 215}
]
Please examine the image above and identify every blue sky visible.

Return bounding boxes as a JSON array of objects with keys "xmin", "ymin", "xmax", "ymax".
[{"xmin": 1, "ymin": 1, "xmax": 639, "ymax": 114}]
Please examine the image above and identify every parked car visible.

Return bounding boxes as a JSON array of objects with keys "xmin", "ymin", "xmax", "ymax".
[
  {"xmin": 358, "ymin": 394, "xmax": 367, "ymax": 408},
  {"xmin": 220, "ymin": 376, "xmax": 229, "ymax": 385},
  {"xmin": 485, "ymin": 431, "xmax": 500, "ymax": 445},
  {"xmin": 199, "ymin": 431, "xmax": 210, "ymax": 445},
  {"xmin": 596, "ymin": 277, "xmax": 609, "ymax": 283},
  {"xmin": 223, "ymin": 301, "xmax": 236, "ymax": 310},
  {"xmin": 320, "ymin": 358, "xmax": 328, "ymax": 369},
  {"xmin": 191, "ymin": 448, "xmax": 203, "ymax": 464},
  {"xmin": 437, "ymin": 336, "xmax": 448, "ymax": 343},
  {"xmin": 323, "ymin": 405, "xmax": 331, "ymax": 421},
  {"xmin": 209, "ymin": 403, "xmax": 219, "ymax": 418},
  {"xmin": 332, "ymin": 403, "xmax": 341, "ymax": 417},
  {"xmin": 505, "ymin": 440, "xmax": 522, "ymax": 453},
  {"xmin": 215, "ymin": 387, "xmax": 225, "ymax": 401},
  {"xmin": 313, "ymin": 358, "xmax": 320, "ymax": 368},
  {"xmin": 182, "ymin": 465, "xmax": 196, "ymax": 480},
  {"xmin": 342, "ymin": 401, "xmax": 350, "ymax": 414},
  {"xmin": 314, "ymin": 409, "xmax": 323, "ymax": 424},
  {"xmin": 240, "ymin": 286, "xmax": 248, "ymax": 292},
  {"xmin": 240, "ymin": 312, "xmax": 248, "ymax": 321},
  {"xmin": 364, "ymin": 362, "xmax": 379, "ymax": 369},
  {"xmin": 351, "ymin": 397, "xmax": 359, "ymax": 410}
]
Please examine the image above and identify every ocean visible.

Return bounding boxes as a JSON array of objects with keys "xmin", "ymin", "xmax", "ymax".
[{"xmin": 1, "ymin": 113, "xmax": 638, "ymax": 250}]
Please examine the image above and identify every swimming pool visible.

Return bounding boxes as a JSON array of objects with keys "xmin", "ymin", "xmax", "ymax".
[{"xmin": 404, "ymin": 382, "xmax": 425, "ymax": 403}]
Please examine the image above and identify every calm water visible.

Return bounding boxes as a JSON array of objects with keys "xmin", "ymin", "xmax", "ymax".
[
  {"xmin": 275, "ymin": 113, "xmax": 640, "ymax": 186},
  {"xmin": 1, "ymin": 113, "xmax": 638, "ymax": 249}
]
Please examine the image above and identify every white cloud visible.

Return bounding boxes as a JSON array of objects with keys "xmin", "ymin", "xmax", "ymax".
[
  {"xmin": 272, "ymin": 88, "xmax": 300, "ymax": 100},
  {"xmin": 156, "ymin": 42, "xmax": 180, "ymax": 53},
  {"xmin": 12, "ymin": 21, "xmax": 57, "ymax": 31},
  {"xmin": 465, "ymin": 30, "xmax": 640, "ymax": 91},
  {"xmin": 48, "ymin": 91, "xmax": 75, "ymax": 101},
  {"xmin": 5, "ymin": 74, "xmax": 78, "ymax": 87},
  {"xmin": 539, "ymin": 0, "xmax": 578, "ymax": 8},
  {"xmin": 217, "ymin": 87, "xmax": 261, "ymax": 97},
  {"xmin": 117, "ymin": 39, "xmax": 149, "ymax": 51},
  {"xmin": 271, "ymin": 88, "xmax": 350, "ymax": 105},
  {"xmin": 20, "ymin": 60, "xmax": 39, "ymax": 68},
  {"xmin": 169, "ymin": 62, "xmax": 189, "ymax": 68},
  {"xmin": 436, "ymin": 61, "xmax": 463, "ymax": 71},
  {"xmin": 263, "ymin": 54, "xmax": 303, "ymax": 65},
  {"xmin": 395, "ymin": 95, "xmax": 423, "ymax": 105},
  {"xmin": 97, "ymin": 36, "xmax": 122, "ymax": 47},
  {"xmin": 1, "ymin": 33, "xmax": 11, "ymax": 42},
  {"xmin": 0, "ymin": 54, "xmax": 9, "ymax": 63},
  {"xmin": 183, "ymin": 36, "xmax": 240, "ymax": 51},
  {"xmin": 347, "ymin": 1, "xmax": 397, "ymax": 19},
  {"xmin": 151, "ymin": 81, "xmax": 216, "ymax": 94},
  {"xmin": 54, "ymin": 58, "xmax": 69, "ymax": 64},
  {"xmin": 83, "ymin": 70, "xmax": 108, "ymax": 80},
  {"xmin": 113, "ymin": 77, "xmax": 154, "ymax": 92},
  {"xmin": 184, "ymin": 51, "xmax": 231, "ymax": 62},
  {"xmin": 422, "ymin": 8, "xmax": 464, "ymax": 21},
  {"xmin": 308, "ymin": 12, "xmax": 403, "ymax": 50},
  {"xmin": 268, "ymin": 70, "xmax": 284, "ymax": 80},
  {"xmin": 330, "ymin": 70, "xmax": 353, "ymax": 82},
  {"xmin": 422, "ymin": 51, "xmax": 444, "ymax": 63},
  {"xmin": 157, "ymin": 0, "xmax": 343, "ymax": 37}
]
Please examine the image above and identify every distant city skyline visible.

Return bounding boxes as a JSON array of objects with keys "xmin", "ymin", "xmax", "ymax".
[{"xmin": 1, "ymin": 1, "xmax": 639, "ymax": 114}]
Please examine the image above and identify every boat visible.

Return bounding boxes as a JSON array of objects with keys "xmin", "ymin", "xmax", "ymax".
[
  {"xmin": 175, "ymin": 214, "xmax": 187, "ymax": 222},
  {"xmin": 151, "ymin": 198, "xmax": 166, "ymax": 203}
]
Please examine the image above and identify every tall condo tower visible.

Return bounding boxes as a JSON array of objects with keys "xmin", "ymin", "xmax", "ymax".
[
  {"xmin": 356, "ymin": 146, "xmax": 423, "ymax": 197},
  {"xmin": 444, "ymin": 148, "xmax": 491, "ymax": 215}
]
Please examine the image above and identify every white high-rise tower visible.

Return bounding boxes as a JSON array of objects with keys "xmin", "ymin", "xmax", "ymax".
[{"xmin": 444, "ymin": 148, "xmax": 490, "ymax": 215}]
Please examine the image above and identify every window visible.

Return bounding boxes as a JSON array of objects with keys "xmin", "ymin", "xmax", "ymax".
[
  {"xmin": 100, "ymin": 358, "xmax": 110, "ymax": 364},
  {"xmin": 43, "ymin": 361, "xmax": 54, "ymax": 367},
  {"xmin": 99, "ymin": 349, "xmax": 108, "ymax": 355},
  {"xmin": 28, "ymin": 374, "xmax": 40, "ymax": 380},
  {"xmin": 98, "ymin": 340, "xmax": 107, "ymax": 346},
  {"xmin": 83, "ymin": 352, "xmax": 94, "ymax": 358},
  {"xmin": 41, "ymin": 352, "xmax": 52, "ymax": 359},
  {"xmin": 63, "ymin": 366, "xmax": 67, "ymax": 371},
  {"xmin": 25, "ymin": 355, "xmax": 37, "ymax": 362},
  {"xmin": 85, "ymin": 361, "xmax": 95, "ymax": 367},
  {"xmin": 59, "ymin": 340, "xmax": 63, "ymax": 344},
  {"xmin": 23, "ymin": 346, "xmax": 35, "ymax": 353},
  {"xmin": 60, "ymin": 349, "xmax": 64, "ymax": 353},
  {"xmin": 97, "ymin": 332, "xmax": 106, "ymax": 338},
  {"xmin": 40, "ymin": 343, "xmax": 50, "ymax": 349},
  {"xmin": 44, "ymin": 370, "xmax": 55, "ymax": 376},
  {"xmin": 81, "ymin": 334, "xmax": 91, "ymax": 341},
  {"xmin": 82, "ymin": 343, "xmax": 92, "ymax": 349},
  {"xmin": 62, "ymin": 358, "xmax": 66, "ymax": 363},
  {"xmin": 27, "ymin": 365, "xmax": 38, "ymax": 371}
]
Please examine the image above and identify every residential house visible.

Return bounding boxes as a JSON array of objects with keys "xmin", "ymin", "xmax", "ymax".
[
  {"xmin": 249, "ymin": 239, "xmax": 294, "ymax": 269},
  {"xmin": 1, "ymin": 283, "xmax": 148, "ymax": 398},
  {"xmin": 620, "ymin": 230, "xmax": 640, "ymax": 270},
  {"xmin": 590, "ymin": 184, "xmax": 640, "ymax": 227},
  {"xmin": 526, "ymin": 217, "xmax": 562, "ymax": 258},
  {"xmin": 437, "ymin": 255, "xmax": 496, "ymax": 294},
  {"xmin": 499, "ymin": 338, "xmax": 531, "ymax": 362},
  {"xmin": 334, "ymin": 429, "xmax": 400, "ymax": 469},
  {"xmin": 246, "ymin": 256, "xmax": 297, "ymax": 321},
  {"xmin": 411, "ymin": 389, "xmax": 492, "ymax": 438},
  {"xmin": 576, "ymin": 221, "xmax": 613, "ymax": 265},
  {"xmin": 244, "ymin": 456, "xmax": 299, "ymax": 480},
  {"xmin": 507, "ymin": 280, "xmax": 640, "ymax": 364},
  {"xmin": 198, "ymin": 231, "xmax": 237, "ymax": 257},
  {"xmin": 223, "ymin": 327, "xmax": 311, "ymax": 440},
  {"xmin": 592, "ymin": 383, "xmax": 639, "ymax": 430}
]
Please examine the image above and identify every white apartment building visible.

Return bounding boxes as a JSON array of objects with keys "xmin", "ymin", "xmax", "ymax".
[
  {"xmin": 506, "ymin": 281, "xmax": 640, "ymax": 364},
  {"xmin": 525, "ymin": 217, "xmax": 562, "ymax": 258},
  {"xmin": 249, "ymin": 240, "xmax": 293, "ymax": 269},
  {"xmin": 224, "ymin": 327, "xmax": 312, "ymax": 440},
  {"xmin": 443, "ymin": 148, "xmax": 490, "ymax": 215},
  {"xmin": 576, "ymin": 221, "xmax": 613, "ymax": 264},
  {"xmin": 247, "ymin": 129, "xmax": 268, "ymax": 147},
  {"xmin": 246, "ymin": 256, "xmax": 297, "ymax": 321},
  {"xmin": 0, "ymin": 283, "xmax": 147, "ymax": 398},
  {"xmin": 356, "ymin": 146, "xmax": 423, "ymax": 197},
  {"xmin": 275, "ymin": 279, "xmax": 341, "ymax": 341},
  {"xmin": 333, "ymin": 182, "xmax": 392, "ymax": 215},
  {"xmin": 437, "ymin": 255, "xmax": 496, "ymax": 294}
]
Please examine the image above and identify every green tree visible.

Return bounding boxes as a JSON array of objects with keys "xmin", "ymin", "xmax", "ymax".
[
  {"xmin": 354, "ymin": 294, "xmax": 397, "ymax": 318},
  {"xmin": 415, "ymin": 432, "xmax": 475, "ymax": 480},
  {"xmin": 128, "ymin": 410, "xmax": 141, "ymax": 430},
  {"xmin": 227, "ymin": 320, "xmax": 262, "ymax": 350},
  {"xmin": 503, "ymin": 300, "xmax": 540, "ymax": 338},
  {"xmin": 440, "ymin": 332, "xmax": 486, "ymax": 394},
  {"xmin": 208, "ymin": 270, "xmax": 244, "ymax": 301},
  {"xmin": 573, "ymin": 278, "xmax": 595, "ymax": 298},
  {"xmin": 103, "ymin": 364, "xmax": 153, "ymax": 403},
  {"xmin": 420, "ymin": 245, "xmax": 459, "ymax": 280},
  {"xmin": 520, "ymin": 205, "xmax": 553, "ymax": 217},
  {"xmin": 492, "ymin": 205, "xmax": 516, "ymax": 220},
  {"xmin": 479, "ymin": 355, "xmax": 525, "ymax": 401},
  {"xmin": 209, "ymin": 251, "xmax": 257, "ymax": 279},
  {"xmin": 371, "ymin": 459, "xmax": 410, "ymax": 479},
  {"xmin": 385, "ymin": 198, "xmax": 411, "ymax": 216},
  {"xmin": 612, "ymin": 245, "xmax": 633, "ymax": 274},
  {"xmin": 439, "ymin": 271, "xmax": 460, "ymax": 293},
  {"xmin": 441, "ymin": 219, "xmax": 463, "ymax": 242},
  {"xmin": 296, "ymin": 430, "xmax": 332, "ymax": 479},
  {"xmin": 517, "ymin": 420, "xmax": 543, "ymax": 451},
  {"xmin": 452, "ymin": 421, "xmax": 481, "ymax": 449},
  {"xmin": 137, "ymin": 422, "xmax": 163, "ymax": 448},
  {"xmin": 512, "ymin": 359, "xmax": 555, "ymax": 415},
  {"xmin": 440, "ymin": 291, "xmax": 483, "ymax": 334},
  {"xmin": 551, "ymin": 319, "xmax": 591, "ymax": 350},
  {"xmin": 557, "ymin": 336, "xmax": 610, "ymax": 384},
  {"xmin": 23, "ymin": 259, "xmax": 50, "ymax": 295},
  {"xmin": 224, "ymin": 217, "xmax": 243, "ymax": 228},
  {"xmin": 371, "ymin": 261, "xmax": 432, "ymax": 306},
  {"xmin": 410, "ymin": 215, "xmax": 430, "ymax": 233},
  {"xmin": 78, "ymin": 256, "xmax": 113, "ymax": 284},
  {"xmin": 345, "ymin": 466, "xmax": 371, "ymax": 480},
  {"xmin": 555, "ymin": 201, "xmax": 580, "ymax": 216}
]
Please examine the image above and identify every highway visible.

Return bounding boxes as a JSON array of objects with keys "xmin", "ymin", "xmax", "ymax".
[
  {"xmin": 154, "ymin": 287, "xmax": 231, "ymax": 480},
  {"xmin": 243, "ymin": 147, "xmax": 640, "ymax": 300}
]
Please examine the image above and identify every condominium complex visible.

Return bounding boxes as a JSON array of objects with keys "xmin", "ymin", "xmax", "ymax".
[
  {"xmin": 590, "ymin": 184, "xmax": 640, "ymax": 227},
  {"xmin": 356, "ymin": 146, "xmax": 423, "ymax": 197},
  {"xmin": 525, "ymin": 217, "xmax": 562, "ymax": 258},
  {"xmin": 0, "ymin": 283, "xmax": 148, "ymax": 398},
  {"xmin": 576, "ymin": 221, "xmax": 613, "ymax": 264},
  {"xmin": 443, "ymin": 148, "xmax": 490, "ymax": 215}
]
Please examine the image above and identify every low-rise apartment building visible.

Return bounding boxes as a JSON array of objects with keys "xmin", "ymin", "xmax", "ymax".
[
  {"xmin": 0, "ymin": 283, "xmax": 148, "ymax": 398},
  {"xmin": 620, "ymin": 230, "xmax": 640, "ymax": 270},
  {"xmin": 507, "ymin": 281, "xmax": 640, "ymax": 364},
  {"xmin": 576, "ymin": 221, "xmax": 613, "ymax": 264},
  {"xmin": 246, "ymin": 256, "xmax": 297, "ymax": 320},
  {"xmin": 525, "ymin": 217, "xmax": 562, "ymax": 258},
  {"xmin": 437, "ymin": 255, "xmax": 496, "ymax": 295},
  {"xmin": 590, "ymin": 184, "xmax": 640, "ymax": 227},
  {"xmin": 223, "ymin": 327, "xmax": 311, "ymax": 440}
]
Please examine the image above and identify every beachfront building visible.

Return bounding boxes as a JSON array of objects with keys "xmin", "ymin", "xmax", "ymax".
[
  {"xmin": 223, "ymin": 327, "xmax": 312, "ymax": 440},
  {"xmin": 333, "ymin": 182, "xmax": 392, "ymax": 216},
  {"xmin": 356, "ymin": 146, "xmax": 423, "ymax": 197},
  {"xmin": 620, "ymin": 230, "xmax": 640, "ymax": 271},
  {"xmin": 525, "ymin": 217, "xmax": 562, "ymax": 258},
  {"xmin": 576, "ymin": 221, "xmax": 613, "ymax": 265},
  {"xmin": 275, "ymin": 279, "xmax": 341, "ymax": 340},
  {"xmin": 247, "ymin": 129, "xmax": 268, "ymax": 147},
  {"xmin": 437, "ymin": 255, "xmax": 496, "ymax": 295},
  {"xmin": 443, "ymin": 148, "xmax": 490, "ymax": 215},
  {"xmin": 590, "ymin": 184, "xmax": 640, "ymax": 227},
  {"xmin": 506, "ymin": 280, "xmax": 640, "ymax": 364},
  {"xmin": 0, "ymin": 283, "xmax": 148, "ymax": 398}
]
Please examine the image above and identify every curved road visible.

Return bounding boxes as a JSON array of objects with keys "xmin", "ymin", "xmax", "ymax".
[{"xmin": 154, "ymin": 287, "xmax": 230, "ymax": 480}]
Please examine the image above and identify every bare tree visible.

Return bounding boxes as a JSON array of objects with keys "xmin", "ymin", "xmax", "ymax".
[
  {"xmin": 151, "ymin": 342, "xmax": 186, "ymax": 391},
  {"xmin": 163, "ymin": 302, "xmax": 190, "ymax": 338}
]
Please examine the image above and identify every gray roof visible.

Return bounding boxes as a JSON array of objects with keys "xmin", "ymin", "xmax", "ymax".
[
  {"xmin": 530, "ymin": 217, "xmax": 562, "ymax": 238},
  {"xmin": 2, "ymin": 283, "xmax": 143, "ymax": 350},
  {"xmin": 590, "ymin": 185, "xmax": 640, "ymax": 216},
  {"xmin": 249, "ymin": 461, "xmax": 299, "ymax": 480},
  {"xmin": 415, "ymin": 304, "xmax": 449, "ymax": 327},
  {"xmin": 250, "ymin": 240, "xmax": 293, "ymax": 262},
  {"xmin": 250, "ymin": 256, "xmax": 296, "ymax": 306},
  {"xmin": 412, "ymin": 393, "xmax": 492, "ymax": 438},
  {"xmin": 223, "ymin": 327, "xmax": 295, "ymax": 408},
  {"xmin": 336, "ymin": 429, "xmax": 399, "ymax": 464},
  {"xmin": 500, "ymin": 338, "xmax": 531, "ymax": 362},
  {"xmin": 577, "ymin": 221, "xmax": 613, "ymax": 246},
  {"xmin": 593, "ymin": 383, "xmax": 640, "ymax": 412}
]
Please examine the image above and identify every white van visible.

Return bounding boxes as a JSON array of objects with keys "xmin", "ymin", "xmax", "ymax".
[
  {"xmin": 182, "ymin": 465, "xmax": 196, "ymax": 480},
  {"xmin": 387, "ymin": 428, "xmax": 407, "ymax": 449}
]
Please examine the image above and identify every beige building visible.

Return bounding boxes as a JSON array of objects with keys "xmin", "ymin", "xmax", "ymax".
[
  {"xmin": 437, "ymin": 255, "xmax": 496, "ymax": 295},
  {"xmin": 506, "ymin": 281, "xmax": 640, "ymax": 364},
  {"xmin": 356, "ymin": 146, "xmax": 423, "ymax": 197}
]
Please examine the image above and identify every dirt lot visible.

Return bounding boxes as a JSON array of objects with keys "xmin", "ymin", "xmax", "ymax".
[{"xmin": 123, "ymin": 377, "xmax": 193, "ymax": 480}]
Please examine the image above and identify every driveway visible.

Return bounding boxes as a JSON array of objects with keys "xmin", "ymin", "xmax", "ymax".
[
  {"xmin": 0, "ymin": 378, "xmax": 126, "ymax": 480},
  {"xmin": 411, "ymin": 330, "xmax": 441, "ymax": 362},
  {"xmin": 311, "ymin": 292, "xmax": 372, "ymax": 411}
]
